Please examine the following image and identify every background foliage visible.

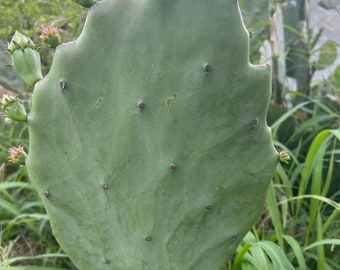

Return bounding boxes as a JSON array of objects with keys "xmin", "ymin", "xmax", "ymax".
[{"xmin": 0, "ymin": 0, "xmax": 87, "ymax": 92}]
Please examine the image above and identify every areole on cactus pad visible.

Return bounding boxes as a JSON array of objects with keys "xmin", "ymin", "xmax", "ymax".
[{"xmin": 26, "ymin": 0, "xmax": 279, "ymax": 269}]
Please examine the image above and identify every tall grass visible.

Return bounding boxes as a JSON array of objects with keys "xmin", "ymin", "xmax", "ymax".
[
  {"xmin": 0, "ymin": 1, "xmax": 86, "ymax": 268},
  {"xmin": 0, "ymin": 121, "xmax": 75, "ymax": 270},
  {"xmin": 228, "ymin": 98, "xmax": 340, "ymax": 269}
]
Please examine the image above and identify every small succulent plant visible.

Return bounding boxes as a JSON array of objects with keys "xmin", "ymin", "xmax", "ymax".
[
  {"xmin": 7, "ymin": 31, "xmax": 42, "ymax": 86},
  {"xmin": 0, "ymin": 94, "xmax": 27, "ymax": 122}
]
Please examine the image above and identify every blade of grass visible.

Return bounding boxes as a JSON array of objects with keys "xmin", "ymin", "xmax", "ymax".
[
  {"xmin": 0, "ymin": 254, "xmax": 69, "ymax": 266},
  {"xmin": 283, "ymin": 234, "xmax": 307, "ymax": 270},
  {"xmin": 323, "ymin": 208, "xmax": 340, "ymax": 234},
  {"xmin": 297, "ymin": 129, "xmax": 332, "ymax": 215},
  {"xmin": 329, "ymin": 129, "xmax": 340, "ymax": 140},
  {"xmin": 305, "ymin": 141, "xmax": 328, "ymax": 245},
  {"xmin": 304, "ymin": 239, "xmax": 340, "ymax": 251},
  {"xmin": 274, "ymin": 164, "xmax": 293, "ymax": 199},
  {"xmin": 20, "ymin": 201, "xmax": 44, "ymax": 212},
  {"xmin": 266, "ymin": 182, "xmax": 284, "ymax": 248},
  {"xmin": 247, "ymin": 245, "xmax": 272, "ymax": 270},
  {"xmin": 252, "ymin": 241, "xmax": 295, "ymax": 270},
  {"xmin": 279, "ymin": 195, "xmax": 340, "ymax": 211},
  {"xmin": 290, "ymin": 115, "xmax": 338, "ymax": 142},
  {"xmin": 316, "ymin": 210, "xmax": 325, "ymax": 270},
  {"xmin": 280, "ymin": 194, "xmax": 288, "ymax": 229},
  {"xmin": 0, "ymin": 198, "xmax": 20, "ymax": 216},
  {"xmin": 240, "ymin": 232, "xmax": 271, "ymax": 270},
  {"xmin": 10, "ymin": 213, "xmax": 48, "ymax": 223},
  {"xmin": 0, "ymin": 182, "xmax": 35, "ymax": 191},
  {"xmin": 239, "ymin": 262, "xmax": 258, "ymax": 270},
  {"xmin": 231, "ymin": 243, "xmax": 252, "ymax": 270},
  {"xmin": 271, "ymin": 101, "xmax": 311, "ymax": 137},
  {"xmin": 321, "ymin": 138, "xmax": 336, "ymax": 197}
]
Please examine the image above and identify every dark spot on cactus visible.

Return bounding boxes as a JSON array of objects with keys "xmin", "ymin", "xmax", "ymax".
[
  {"xmin": 205, "ymin": 204, "xmax": 212, "ymax": 210},
  {"xmin": 145, "ymin": 236, "xmax": 152, "ymax": 242},
  {"xmin": 167, "ymin": 94, "xmax": 177, "ymax": 106},
  {"xmin": 96, "ymin": 97, "xmax": 103, "ymax": 107},
  {"xmin": 169, "ymin": 163, "xmax": 176, "ymax": 172},
  {"xmin": 232, "ymin": 233, "xmax": 239, "ymax": 241},
  {"xmin": 44, "ymin": 190, "xmax": 50, "ymax": 199},
  {"xmin": 250, "ymin": 118, "xmax": 258, "ymax": 128},
  {"xmin": 59, "ymin": 80, "xmax": 66, "ymax": 90},
  {"xmin": 265, "ymin": 63, "xmax": 271, "ymax": 68},
  {"xmin": 204, "ymin": 64, "xmax": 212, "ymax": 73},
  {"xmin": 104, "ymin": 259, "xmax": 111, "ymax": 265},
  {"xmin": 137, "ymin": 102, "xmax": 145, "ymax": 111},
  {"xmin": 102, "ymin": 184, "xmax": 108, "ymax": 191},
  {"xmin": 248, "ymin": 28, "xmax": 255, "ymax": 38}
]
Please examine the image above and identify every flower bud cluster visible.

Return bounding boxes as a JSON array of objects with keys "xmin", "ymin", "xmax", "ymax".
[{"xmin": 0, "ymin": 94, "xmax": 27, "ymax": 122}]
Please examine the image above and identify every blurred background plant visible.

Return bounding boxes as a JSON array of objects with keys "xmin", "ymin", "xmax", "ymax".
[
  {"xmin": 0, "ymin": 0, "xmax": 87, "ymax": 92},
  {"xmin": 0, "ymin": 0, "xmax": 339, "ymax": 269},
  {"xmin": 229, "ymin": 0, "xmax": 340, "ymax": 269},
  {"xmin": 0, "ymin": 1, "xmax": 86, "ymax": 269}
]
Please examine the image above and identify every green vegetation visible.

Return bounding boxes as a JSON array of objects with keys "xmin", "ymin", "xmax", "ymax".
[{"xmin": 0, "ymin": 0, "xmax": 339, "ymax": 269}]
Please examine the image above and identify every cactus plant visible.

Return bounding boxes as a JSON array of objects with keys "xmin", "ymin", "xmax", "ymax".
[{"xmin": 24, "ymin": 0, "xmax": 278, "ymax": 269}]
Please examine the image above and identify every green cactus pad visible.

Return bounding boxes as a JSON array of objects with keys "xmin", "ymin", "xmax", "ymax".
[{"xmin": 27, "ymin": 0, "xmax": 278, "ymax": 269}]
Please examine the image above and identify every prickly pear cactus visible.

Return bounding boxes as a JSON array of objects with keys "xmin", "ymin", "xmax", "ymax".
[{"xmin": 26, "ymin": 0, "xmax": 278, "ymax": 269}]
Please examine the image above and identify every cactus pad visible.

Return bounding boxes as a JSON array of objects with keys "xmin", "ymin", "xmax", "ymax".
[{"xmin": 27, "ymin": 0, "xmax": 278, "ymax": 269}]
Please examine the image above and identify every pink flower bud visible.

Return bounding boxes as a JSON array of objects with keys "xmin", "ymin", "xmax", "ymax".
[
  {"xmin": 40, "ymin": 26, "xmax": 62, "ymax": 48},
  {"xmin": 8, "ymin": 145, "xmax": 27, "ymax": 164}
]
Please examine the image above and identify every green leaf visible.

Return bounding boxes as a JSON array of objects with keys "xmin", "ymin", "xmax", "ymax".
[
  {"xmin": 266, "ymin": 183, "xmax": 284, "ymax": 248},
  {"xmin": 0, "ymin": 254, "xmax": 69, "ymax": 267},
  {"xmin": 316, "ymin": 211, "xmax": 325, "ymax": 270},
  {"xmin": 304, "ymin": 239, "xmax": 340, "ymax": 251},
  {"xmin": 315, "ymin": 40, "xmax": 339, "ymax": 70},
  {"xmin": 297, "ymin": 129, "xmax": 332, "ymax": 214},
  {"xmin": 252, "ymin": 241, "xmax": 295, "ymax": 270},
  {"xmin": 231, "ymin": 243, "xmax": 252, "ymax": 270},
  {"xmin": 0, "ymin": 197, "xmax": 20, "ymax": 216},
  {"xmin": 331, "ymin": 65, "xmax": 340, "ymax": 89},
  {"xmin": 329, "ymin": 129, "xmax": 340, "ymax": 141},
  {"xmin": 0, "ymin": 182, "xmax": 34, "ymax": 191},
  {"xmin": 283, "ymin": 234, "xmax": 307, "ymax": 270},
  {"xmin": 280, "ymin": 194, "xmax": 340, "ymax": 211}
]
